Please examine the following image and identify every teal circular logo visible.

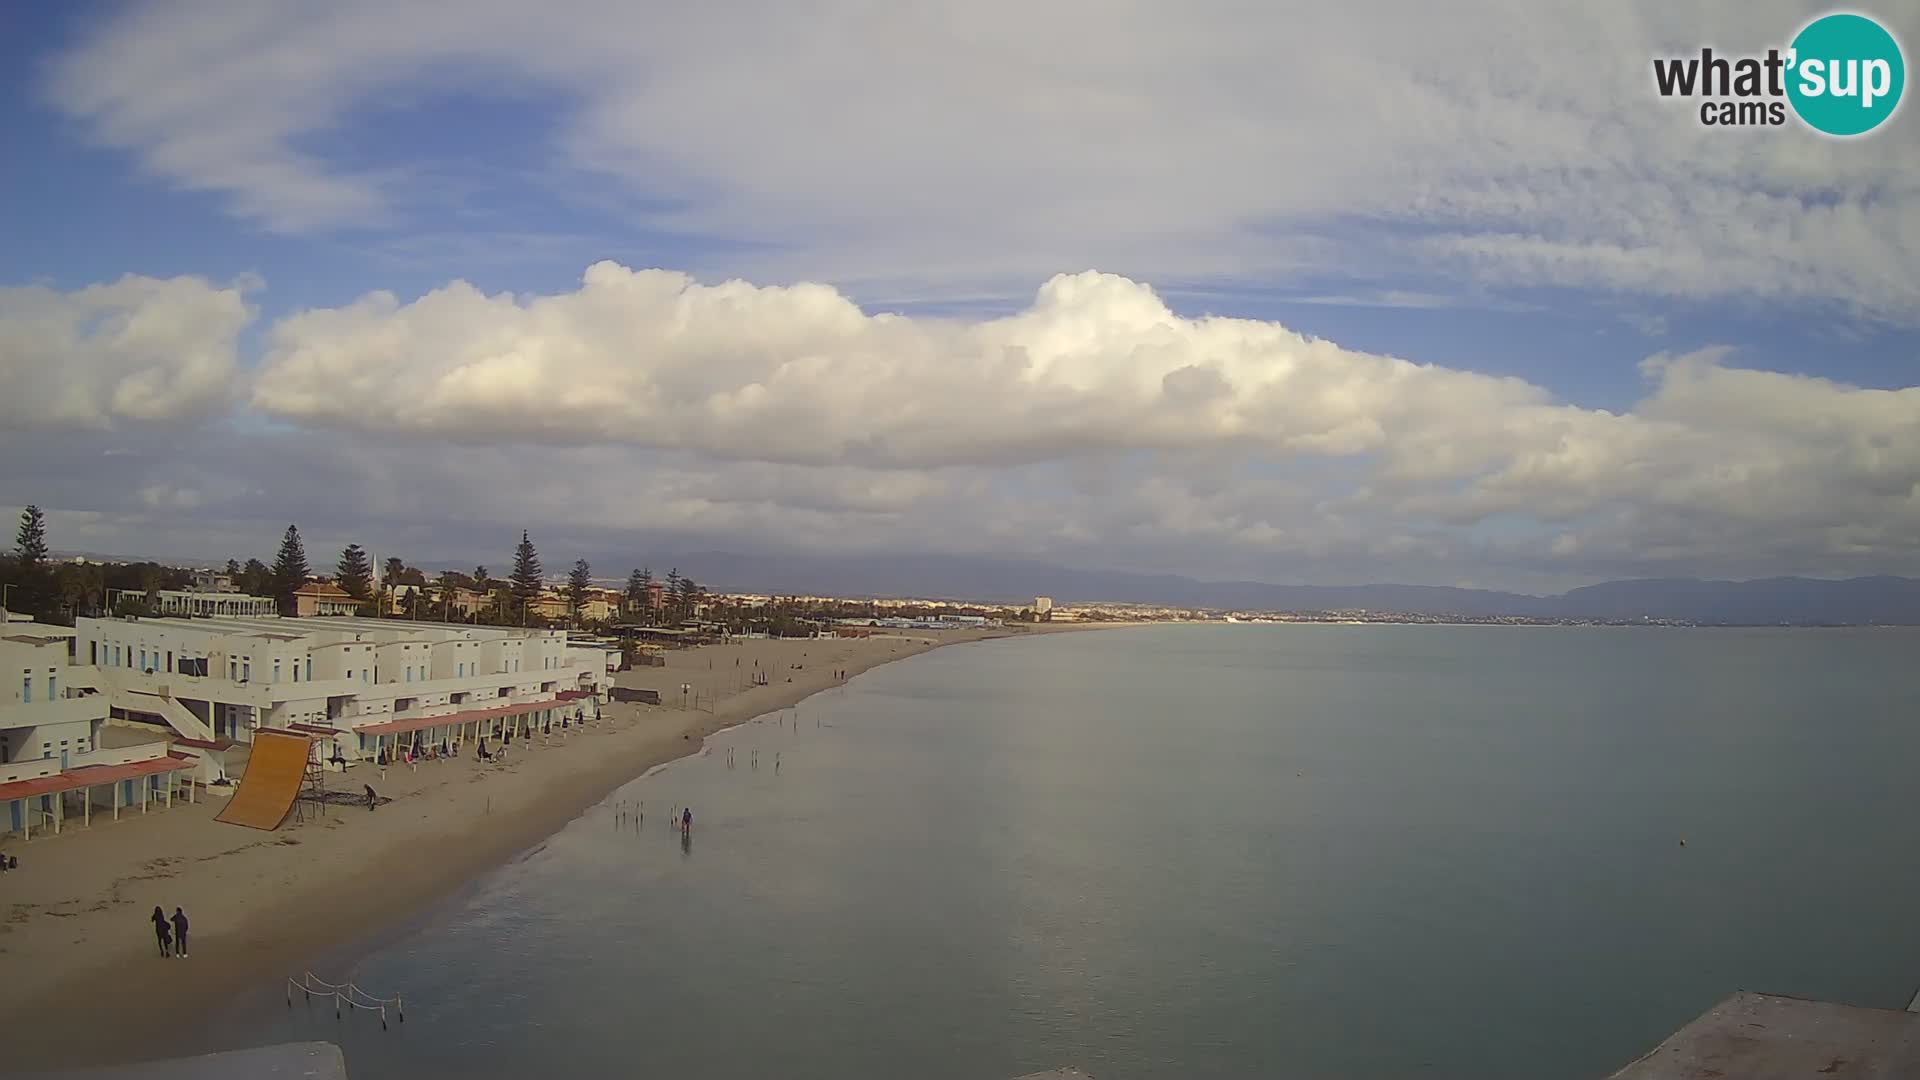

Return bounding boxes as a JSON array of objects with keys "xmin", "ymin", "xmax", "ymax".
[{"xmin": 1786, "ymin": 13, "xmax": 1905, "ymax": 136}]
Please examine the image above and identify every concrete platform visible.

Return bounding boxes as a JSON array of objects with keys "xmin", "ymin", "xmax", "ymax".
[
  {"xmin": 16, "ymin": 1042, "xmax": 348, "ymax": 1080},
  {"xmin": 1608, "ymin": 992, "xmax": 1920, "ymax": 1078}
]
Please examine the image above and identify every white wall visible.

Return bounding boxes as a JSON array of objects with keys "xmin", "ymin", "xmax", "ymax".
[
  {"xmin": 0, "ymin": 715, "xmax": 97, "ymax": 771},
  {"xmin": 430, "ymin": 639, "xmax": 483, "ymax": 679}
]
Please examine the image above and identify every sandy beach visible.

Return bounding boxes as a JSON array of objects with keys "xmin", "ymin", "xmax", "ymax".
[{"xmin": 0, "ymin": 625, "xmax": 1071, "ymax": 1070}]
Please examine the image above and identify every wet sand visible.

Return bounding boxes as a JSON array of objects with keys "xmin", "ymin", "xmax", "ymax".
[{"xmin": 0, "ymin": 626, "xmax": 1079, "ymax": 1070}]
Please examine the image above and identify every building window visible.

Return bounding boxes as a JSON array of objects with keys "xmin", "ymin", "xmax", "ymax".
[
  {"xmin": 140, "ymin": 649, "xmax": 148, "ymax": 671},
  {"xmin": 20, "ymin": 676, "xmax": 30, "ymax": 704},
  {"xmin": 405, "ymin": 667, "xmax": 413, "ymax": 683},
  {"xmin": 229, "ymin": 660, "xmax": 238, "ymax": 681},
  {"xmin": 48, "ymin": 674, "xmax": 57, "ymax": 699},
  {"xmin": 274, "ymin": 659, "xmax": 282, "ymax": 682},
  {"xmin": 242, "ymin": 662, "xmax": 251, "ymax": 682},
  {"xmin": 306, "ymin": 658, "xmax": 313, "ymax": 681}
]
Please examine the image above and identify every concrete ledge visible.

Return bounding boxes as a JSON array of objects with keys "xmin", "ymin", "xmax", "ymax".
[
  {"xmin": 16, "ymin": 1042, "xmax": 348, "ymax": 1080},
  {"xmin": 1609, "ymin": 991, "xmax": 1920, "ymax": 1078}
]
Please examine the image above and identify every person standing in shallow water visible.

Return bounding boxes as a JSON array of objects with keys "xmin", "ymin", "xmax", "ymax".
[
  {"xmin": 170, "ymin": 907, "xmax": 190, "ymax": 958},
  {"xmin": 681, "ymin": 806, "xmax": 692, "ymax": 836},
  {"xmin": 151, "ymin": 906, "xmax": 171, "ymax": 958}
]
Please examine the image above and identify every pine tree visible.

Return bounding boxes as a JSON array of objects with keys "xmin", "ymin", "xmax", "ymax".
[
  {"xmin": 664, "ymin": 568, "xmax": 681, "ymax": 621},
  {"xmin": 675, "ymin": 573, "xmax": 699, "ymax": 620},
  {"xmin": 7, "ymin": 505, "xmax": 51, "ymax": 616},
  {"xmin": 14, "ymin": 505, "xmax": 48, "ymax": 565},
  {"xmin": 510, "ymin": 531, "xmax": 543, "ymax": 605},
  {"xmin": 224, "ymin": 558, "xmax": 241, "ymax": 578},
  {"xmin": 625, "ymin": 568, "xmax": 649, "ymax": 617},
  {"xmin": 337, "ymin": 544, "xmax": 373, "ymax": 600},
  {"xmin": 272, "ymin": 525, "xmax": 310, "ymax": 614},
  {"xmin": 567, "ymin": 560, "xmax": 593, "ymax": 623}
]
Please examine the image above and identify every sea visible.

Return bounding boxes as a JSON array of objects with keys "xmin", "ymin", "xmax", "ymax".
[{"xmin": 215, "ymin": 625, "xmax": 1920, "ymax": 1079}]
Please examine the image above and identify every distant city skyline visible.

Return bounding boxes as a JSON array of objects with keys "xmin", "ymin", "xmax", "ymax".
[{"xmin": 1, "ymin": 2, "xmax": 1915, "ymax": 593}]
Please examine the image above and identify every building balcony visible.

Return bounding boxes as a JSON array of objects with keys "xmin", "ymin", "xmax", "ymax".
[{"xmin": 0, "ymin": 694, "xmax": 107, "ymax": 733}]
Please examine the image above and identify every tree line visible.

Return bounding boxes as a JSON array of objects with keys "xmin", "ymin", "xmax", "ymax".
[{"xmin": 0, "ymin": 508, "xmax": 712, "ymax": 631}]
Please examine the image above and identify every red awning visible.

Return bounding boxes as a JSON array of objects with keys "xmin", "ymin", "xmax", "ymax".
[
  {"xmin": 555, "ymin": 689, "xmax": 593, "ymax": 701},
  {"xmin": 353, "ymin": 698, "xmax": 566, "ymax": 738},
  {"xmin": 0, "ymin": 752, "xmax": 195, "ymax": 802}
]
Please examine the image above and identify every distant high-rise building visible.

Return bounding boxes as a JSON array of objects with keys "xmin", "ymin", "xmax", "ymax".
[{"xmin": 1034, "ymin": 596, "xmax": 1053, "ymax": 615}]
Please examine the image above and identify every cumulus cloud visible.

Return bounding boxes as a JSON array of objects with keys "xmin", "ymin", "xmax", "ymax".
[
  {"xmin": 43, "ymin": 1, "xmax": 1920, "ymax": 314},
  {"xmin": 0, "ymin": 262, "xmax": 1913, "ymax": 587},
  {"xmin": 0, "ymin": 274, "xmax": 251, "ymax": 430},
  {"xmin": 253, "ymin": 262, "xmax": 1553, "ymax": 469},
  {"xmin": 235, "ymin": 263, "xmax": 1920, "ymax": 584}
]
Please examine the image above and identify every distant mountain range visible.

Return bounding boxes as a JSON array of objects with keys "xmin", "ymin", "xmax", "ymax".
[
  {"xmin": 46, "ymin": 546, "xmax": 1920, "ymax": 625},
  {"xmin": 635, "ymin": 552, "xmax": 1920, "ymax": 626}
]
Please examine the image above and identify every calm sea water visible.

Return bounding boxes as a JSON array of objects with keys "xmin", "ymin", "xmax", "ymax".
[{"xmin": 222, "ymin": 626, "xmax": 1920, "ymax": 1079}]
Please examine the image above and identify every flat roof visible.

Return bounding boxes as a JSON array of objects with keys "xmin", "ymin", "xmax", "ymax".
[
  {"xmin": 352, "ymin": 696, "xmax": 570, "ymax": 737},
  {"xmin": 0, "ymin": 752, "xmax": 194, "ymax": 802}
]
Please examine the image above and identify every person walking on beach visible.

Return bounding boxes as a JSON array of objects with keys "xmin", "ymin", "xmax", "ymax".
[
  {"xmin": 151, "ymin": 906, "xmax": 171, "ymax": 958},
  {"xmin": 170, "ymin": 907, "xmax": 190, "ymax": 958},
  {"xmin": 681, "ymin": 806, "xmax": 692, "ymax": 837},
  {"xmin": 364, "ymin": 783, "xmax": 378, "ymax": 811}
]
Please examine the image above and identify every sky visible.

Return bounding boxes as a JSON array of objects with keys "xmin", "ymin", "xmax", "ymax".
[{"xmin": 0, "ymin": 1, "xmax": 1915, "ymax": 595}]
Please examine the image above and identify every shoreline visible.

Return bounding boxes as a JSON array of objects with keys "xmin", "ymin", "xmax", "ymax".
[{"xmin": 1, "ymin": 624, "xmax": 1103, "ymax": 1071}]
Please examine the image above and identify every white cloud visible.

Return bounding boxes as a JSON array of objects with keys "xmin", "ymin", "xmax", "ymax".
[
  {"xmin": 251, "ymin": 263, "xmax": 1554, "ymax": 469},
  {"xmin": 43, "ymin": 1, "xmax": 1920, "ymax": 313},
  {"xmin": 0, "ymin": 262, "xmax": 1911, "ymax": 586},
  {"xmin": 0, "ymin": 274, "xmax": 251, "ymax": 430},
  {"xmin": 233, "ymin": 263, "xmax": 1920, "ymax": 584}
]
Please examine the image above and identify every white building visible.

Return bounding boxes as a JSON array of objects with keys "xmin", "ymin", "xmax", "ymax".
[
  {"xmin": 73, "ymin": 614, "xmax": 617, "ymax": 765},
  {"xmin": 191, "ymin": 571, "xmax": 236, "ymax": 593},
  {"xmin": 153, "ymin": 590, "xmax": 278, "ymax": 618},
  {"xmin": 2, "ymin": 625, "xmax": 196, "ymax": 840},
  {"xmin": 1033, "ymin": 596, "xmax": 1054, "ymax": 615}
]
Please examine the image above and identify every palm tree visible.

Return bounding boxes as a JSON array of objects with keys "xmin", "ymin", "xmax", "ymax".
[
  {"xmin": 383, "ymin": 557, "xmax": 405, "ymax": 617},
  {"xmin": 437, "ymin": 570, "xmax": 461, "ymax": 621}
]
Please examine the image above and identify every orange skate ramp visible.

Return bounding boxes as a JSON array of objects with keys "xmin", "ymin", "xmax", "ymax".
[{"xmin": 215, "ymin": 729, "xmax": 313, "ymax": 830}]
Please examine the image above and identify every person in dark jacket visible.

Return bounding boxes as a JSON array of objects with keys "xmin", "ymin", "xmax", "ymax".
[
  {"xmin": 170, "ymin": 907, "xmax": 190, "ymax": 958},
  {"xmin": 151, "ymin": 906, "xmax": 171, "ymax": 958}
]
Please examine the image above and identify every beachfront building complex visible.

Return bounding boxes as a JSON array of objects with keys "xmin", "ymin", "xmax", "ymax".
[
  {"xmin": 1, "ymin": 624, "xmax": 197, "ymax": 840},
  {"xmin": 72, "ymin": 614, "xmax": 617, "ymax": 767}
]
